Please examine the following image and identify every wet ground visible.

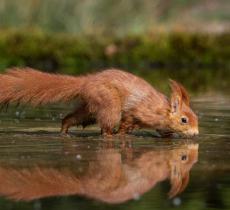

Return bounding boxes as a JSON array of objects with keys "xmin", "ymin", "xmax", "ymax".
[{"xmin": 0, "ymin": 94, "xmax": 229, "ymax": 210}]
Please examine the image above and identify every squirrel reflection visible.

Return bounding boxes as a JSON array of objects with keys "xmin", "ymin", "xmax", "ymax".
[{"xmin": 0, "ymin": 141, "xmax": 198, "ymax": 203}]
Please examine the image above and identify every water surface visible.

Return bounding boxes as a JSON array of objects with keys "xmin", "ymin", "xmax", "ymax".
[{"xmin": 0, "ymin": 94, "xmax": 229, "ymax": 210}]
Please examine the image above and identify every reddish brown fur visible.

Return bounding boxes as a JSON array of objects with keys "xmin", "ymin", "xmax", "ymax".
[
  {"xmin": 0, "ymin": 68, "xmax": 85, "ymax": 106},
  {"xmin": 0, "ymin": 143, "xmax": 198, "ymax": 203},
  {"xmin": 0, "ymin": 68, "xmax": 199, "ymax": 137}
]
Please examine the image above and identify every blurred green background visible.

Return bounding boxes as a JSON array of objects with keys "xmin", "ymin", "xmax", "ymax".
[
  {"xmin": 0, "ymin": 0, "xmax": 229, "ymax": 92},
  {"xmin": 0, "ymin": 1, "xmax": 229, "ymax": 210},
  {"xmin": 0, "ymin": 0, "xmax": 229, "ymax": 34}
]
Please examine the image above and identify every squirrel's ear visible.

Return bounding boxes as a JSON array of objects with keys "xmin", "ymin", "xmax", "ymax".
[
  {"xmin": 169, "ymin": 79, "xmax": 182, "ymax": 114},
  {"xmin": 168, "ymin": 164, "xmax": 182, "ymax": 198},
  {"xmin": 178, "ymin": 172, "xmax": 190, "ymax": 194},
  {"xmin": 178, "ymin": 82, "xmax": 190, "ymax": 106},
  {"xmin": 169, "ymin": 79, "xmax": 190, "ymax": 106}
]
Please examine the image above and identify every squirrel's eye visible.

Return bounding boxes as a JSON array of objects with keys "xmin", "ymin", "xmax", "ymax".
[{"xmin": 181, "ymin": 117, "xmax": 188, "ymax": 124}]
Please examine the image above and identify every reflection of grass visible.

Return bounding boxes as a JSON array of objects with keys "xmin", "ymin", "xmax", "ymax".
[{"xmin": 0, "ymin": 30, "xmax": 229, "ymax": 92}]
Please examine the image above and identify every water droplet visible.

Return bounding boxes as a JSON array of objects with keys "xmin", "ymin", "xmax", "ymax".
[
  {"xmin": 76, "ymin": 154, "xmax": 82, "ymax": 160},
  {"xmin": 133, "ymin": 192, "xmax": 140, "ymax": 200},
  {"xmin": 172, "ymin": 197, "xmax": 181, "ymax": 206}
]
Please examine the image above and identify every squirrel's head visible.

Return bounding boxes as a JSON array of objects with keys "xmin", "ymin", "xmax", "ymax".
[
  {"xmin": 167, "ymin": 79, "xmax": 199, "ymax": 138},
  {"xmin": 168, "ymin": 143, "xmax": 199, "ymax": 198}
]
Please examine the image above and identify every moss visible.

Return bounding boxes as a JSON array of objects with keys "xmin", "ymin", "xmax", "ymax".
[
  {"xmin": 0, "ymin": 29, "xmax": 229, "ymax": 92},
  {"xmin": 0, "ymin": 30, "xmax": 229, "ymax": 72}
]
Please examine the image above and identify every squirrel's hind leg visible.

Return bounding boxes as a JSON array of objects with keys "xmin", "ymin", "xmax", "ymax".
[
  {"xmin": 60, "ymin": 106, "xmax": 92, "ymax": 134},
  {"xmin": 61, "ymin": 112, "xmax": 78, "ymax": 134}
]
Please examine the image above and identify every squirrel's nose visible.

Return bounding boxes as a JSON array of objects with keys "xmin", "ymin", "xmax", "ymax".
[
  {"xmin": 195, "ymin": 129, "xmax": 199, "ymax": 135},
  {"xmin": 193, "ymin": 129, "xmax": 199, "ymax": 136},
  {"xmin": 187, "ymin": 128, "xmax": 199, "ymax": 137}
]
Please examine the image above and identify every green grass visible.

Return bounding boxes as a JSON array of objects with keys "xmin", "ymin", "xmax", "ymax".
[
  {"xmin": 0, "ymin": 29, "xmax": 229, "ymax": 93},
  {"xmin": 0, "ymin": 30, "xmax": 229, "ymax": 71}
]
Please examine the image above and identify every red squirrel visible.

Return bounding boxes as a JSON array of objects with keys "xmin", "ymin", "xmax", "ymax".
[
  {"xmin": 0, "ymin": 142, "xmax": 198, "ymax": 202},
  {"xmin": 0, "ymin": 68, "xmax": 198, "ymax": 137}
]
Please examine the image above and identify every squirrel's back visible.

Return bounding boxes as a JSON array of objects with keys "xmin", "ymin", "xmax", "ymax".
[{"xmin": 85, "ymin": 69, "xmax": 168, "ymax": 111}]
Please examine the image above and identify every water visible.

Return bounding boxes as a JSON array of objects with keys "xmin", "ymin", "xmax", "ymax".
[{"xmin": 0, "ymin": 94, "xmax": 229, "ymax": 210}]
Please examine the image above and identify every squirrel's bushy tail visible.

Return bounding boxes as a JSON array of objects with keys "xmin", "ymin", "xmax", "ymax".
[{"xmin": 0, "ymin": 68, "xmax": 85, "ymax": 106}]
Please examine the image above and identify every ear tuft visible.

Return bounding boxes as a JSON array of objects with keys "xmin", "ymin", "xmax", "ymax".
[
  {"xmin": 169, "ymin": 79, "xmax": 190, "ymax": 106},
  {"xmin": 177, "ymin": 82, "xmax": 190, "ymax": 106},
  {"xmin": 169, "ymin": 79, "xmax": 182, "ymax": 114},
  {"xmin": 169, "ymin": 79, "xmax": 181, "ymax": 95}
]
